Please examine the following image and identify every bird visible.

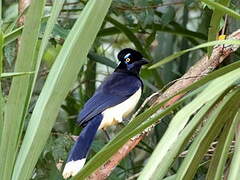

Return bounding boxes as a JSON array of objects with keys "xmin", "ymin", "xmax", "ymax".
[{"xmin": 62, "ymin": 48, "xmax": 148, "ymax": 179}]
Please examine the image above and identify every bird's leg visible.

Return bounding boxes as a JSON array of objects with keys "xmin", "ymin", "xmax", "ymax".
[{"xmin": 102, "ymin": 129, "xmax": 111, "ymax": 141}]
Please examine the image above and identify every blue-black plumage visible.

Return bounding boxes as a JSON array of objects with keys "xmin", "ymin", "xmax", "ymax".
[{"xmin": 62, "ymin": 48, "xmax": 148, "ymax": 179}]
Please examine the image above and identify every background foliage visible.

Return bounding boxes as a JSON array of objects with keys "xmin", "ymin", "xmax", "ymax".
[{"xmin": 1, "ymin": 0, "xmax": 240, "ymax": 179}]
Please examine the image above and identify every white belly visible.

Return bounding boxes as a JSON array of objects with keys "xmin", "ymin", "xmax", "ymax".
[{"xmin": 99, "ymin": 88, "xmax": 142, "ymax": 129}]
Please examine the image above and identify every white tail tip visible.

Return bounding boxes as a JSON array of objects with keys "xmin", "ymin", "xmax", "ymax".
[{"xmin": 62, "ymin": 159, "xmax": 86, "ymax": 179}]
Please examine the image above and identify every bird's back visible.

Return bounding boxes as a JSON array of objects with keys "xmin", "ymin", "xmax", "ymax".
[{"xmin": 77, "ymin": 72, "xmax": 143, "ymax": 126}]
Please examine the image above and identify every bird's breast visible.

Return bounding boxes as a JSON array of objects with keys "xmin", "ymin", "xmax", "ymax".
[{"xmin": 99, "ymin": 88, "xmax": 142, "ymax": 129}]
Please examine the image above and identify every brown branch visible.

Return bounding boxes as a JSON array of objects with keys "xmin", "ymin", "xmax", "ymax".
[{"xmin": 88, "ymin": 29, "xmax": 240, "ymax": 180}]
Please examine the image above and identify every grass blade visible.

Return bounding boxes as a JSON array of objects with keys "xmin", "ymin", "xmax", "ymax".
[
  {"xmin": 138, "ymin": 68, "xmax": 240, "ymax": 180},
  {"xmin": 150, "ymin": 23, "xmax": 207, "ymax": 40},
  {"xmin": 4, "ymin": 6, "xmax": 28, "ymax": 34},
  {"xmin": 88, "ymin": 52, "xmax": 117, "ymax": 68},
  {"xmin": 27, "ymin": 0, "xmax": 65, "ymax": 117},
  {"xmin": 149, "ymin": 39, "xmax": 240, "ymax": 69},
  {"xmin": 0, "ymin": 1, "xmax": 46, "ymax": 179},
  {"xmin": 200, "ymin": 0, "xmax": 240, "ymax": 20},
  {"xmin": 148, "ymin": 94, "xmax": 224, "ymax": 180},
  {"xmin": 175, "ymin": 89, "xmax": 240, "ymax": 179},
  {"xmin": 206, "ymin": 107, "xmax": 240, "ymax": 180},
  {"xmin": 3, "ymin": 16, "xmax": 49, "ymax": 46},
  {"xmin": 0, "ymin": 72, "xmax": 34, "ymax": 78},
  {"xmin": 207, "ymin": 0, "xmax": 230, "ymax": 56},
  {"xmin": 227, "ymin": 111, "xmax": 240, "ymax": 179},
  {"xmin": 3, "ymin": 26, "xmax": 23, "ymax": 46},
  {"xmin": 0, "ymin": 31, "xmax": 4, "ymax": 142},
  {"xmin": 12, "ymin": 0, "xmax": 112, "ymax": 179}
]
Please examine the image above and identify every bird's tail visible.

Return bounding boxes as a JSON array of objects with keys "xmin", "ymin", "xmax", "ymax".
[{"xmin": 62, "ymin": 114, "xmax": 102, "ymax": 179}]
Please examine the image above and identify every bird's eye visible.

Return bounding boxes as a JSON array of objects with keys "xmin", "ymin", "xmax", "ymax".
[{"xmin": 125, "ymin": 58, "xmax": 131, "ymax": 62}]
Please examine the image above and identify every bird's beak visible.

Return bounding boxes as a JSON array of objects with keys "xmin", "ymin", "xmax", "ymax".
[{"xmin": 139, "ymin": 58, "xmax": 149, "ymax": 65}]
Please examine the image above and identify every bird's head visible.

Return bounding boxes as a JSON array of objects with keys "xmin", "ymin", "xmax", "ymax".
[{"xmin": 116, "ymin": 48, "xmax": 148, "ymax": 74}]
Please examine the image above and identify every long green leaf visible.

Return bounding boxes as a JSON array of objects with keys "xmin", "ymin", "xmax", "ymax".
[
  {"xmin": 176, "ymin": 89, "xmax": 240, "ymax": 179},
  {"xmin": 27, "ymin": 0, "xmax": 65, "ymax": 120},
  {"xmin": 0, "ymin": 72, "xmax": 34, "ymax": 78},
  {"xmin": 0, "ymin": 31, "xmax": 4, "ymax": 143},
  {"xmin": 150, "ymin": 93, "xmax": 225, "ymax": 180},
  {"xmin": 98, "ymin": 27, "xmax": 121, "ymax": 36},
  {"xmin": 163, "ymin": 175, "xmax": 176, "ymax": 180},
  {"xmin": 3, "ymin": 16, "xmax": 49, "ymax": 46},
  {"xmin": 207, "ymin": 0, "xmax": 230, "ymax": 56},
  {"xmin": 149, "ymin": 39, "xmax": 240, "ymax": 69},
  {"xmin": 3, "ymin": 26, "xmax": 23, "ymax": 45},
  {"xmin": 206, "ymin": 106, "xmax": 240, "ymax": 180},
  {"xmin": 0, "ymin": 0, "xmax": 2, "ymax": 28},
  {"xmin": 0, "ymin": 1, "xmax": 46, "ymax": 179},
  {"xmin": 138, "ymin": 68, "xmax": 240, "ymax": 180},
  {"xmin": 88, "ymin": 52, "xmax": 117, "ymax": 68},
  {"xmin": 12, "ymin": 0, "xmax": 112, "ymax": 179},
  {"xmin": 150, "ymin": 23, "xmax": 207, "ymax": 40},
  {"xmin": 4, "ymin": 6, "xmax": 29, "ymax": 34},
  {"xmin": 227, "ymin": 111, "xmax": 240, "ymax": 179},
  {"xmin": 200, "ymin": 0, "xmax": 240, "ymax": 20}
]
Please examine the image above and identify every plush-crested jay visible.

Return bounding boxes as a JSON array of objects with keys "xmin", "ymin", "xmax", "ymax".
[{"xmin": 62, "ymin": 48, "xmax": 148, "ymax": 178}]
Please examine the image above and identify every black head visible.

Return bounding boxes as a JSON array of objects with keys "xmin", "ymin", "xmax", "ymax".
[{"xmin": 116, "ymin": 48, "xmax": 148, "ymax": 75}]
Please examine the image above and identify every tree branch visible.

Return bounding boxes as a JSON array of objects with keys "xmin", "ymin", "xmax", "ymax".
[{"xmin": 88, "ymin": 29, "xmax": 240, "ymax": 179}]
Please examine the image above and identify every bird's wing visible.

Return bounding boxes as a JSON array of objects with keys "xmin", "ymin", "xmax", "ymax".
[{"xmin": 77, "ymin": 72, "xmax": 142, "ymax": 126}]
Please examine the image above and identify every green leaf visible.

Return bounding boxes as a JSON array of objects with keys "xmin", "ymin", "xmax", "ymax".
[
  {"xmin": 227, "ymin": 111, "xmax": 240, "ymax": 179},
  {"xmin": 98, "ymin": 27, "xmax": 121, "ymax": 36},
  {"xmin": 98, "ymin": 23, "xmax": 207, "ymax": 41},
  {"xmin": 88, "ymin": 52, "xmax": 117, "ymax": 68},
  {"xmin": 161, "ymin": 6, "xmax": 175, "ymax": 25},
  {"xmin": 200, "ymin": 0, "xmax": 240, "ymax": 20},
  {"xmin": 0, "ymin": 0, "xmax": 2, "ymax": 27},
  {"xmin": 3, "ymin": 16, "xmax": 49, "ymax": 46},
  {"xmin": 163, "ymin": 175, "xmax": 176, "ymax": 180},
  {"xmin": 138, "ymin": 67, "xmax": 240, "ymax": 180},
  {"xmin": 146, "ymin": 94, "xmax": 224, "ymax": 180},
  {"xmin": 0, "ymin": 31, "xmax": 4, "ymax": 143},
  {"xmin": 0, "ymin": 1, "xmax": 46, "ymax": 179},
  {"xmin": 12, "ymin": 0, "xmax": 112, "ymax": 179},
  {"xmin": 4, "ymin": 6, "xmax": 29, "ymax": 34},
  {"xmin": 3, "ymin": 26, "xmax": 23, "ymax": 46},
  {"xmin": 175, "ymin": 89, "xmax": 240, "ymax": 179},
  {"xmin": 0, "ymin": 72, "xmax": 34, "ymax": 78},
  {"xmin": 206, "ymin": 105, "xmax": 239, "ymax": 180},
  {"xmin": 207, "ymin": 0, "xmax": 230, "ymax": 56},
  {"xmin": 149, "ymin": 39, "xmax": 240, "ymax": 69},
  {"xmin": 145, "ymin": 31, "xmax": 156, "ymax": 48},
  {"xmin": 27, "ymin": 0, "xmax": 65, "ymax": 121},
  {"xmin": 154, "ymin": 12, "xmax": 207, "ymax": 40}
]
